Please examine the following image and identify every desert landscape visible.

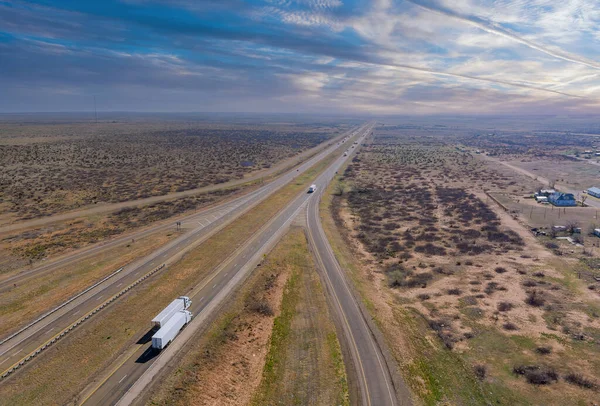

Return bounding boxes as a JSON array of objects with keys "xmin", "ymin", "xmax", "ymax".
[{"xmin": 323, "ymin": 122, "xmax": 600, "ymax": 404}]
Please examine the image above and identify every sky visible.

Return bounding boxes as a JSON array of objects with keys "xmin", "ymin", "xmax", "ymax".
[{"xmin": 1, "ymin": 0, "xmax": 600, "ymax": 115}]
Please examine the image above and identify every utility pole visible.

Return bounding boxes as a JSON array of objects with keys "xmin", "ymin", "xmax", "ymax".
[{"xmin": 93, "ymin": 95, "xmax": 97, "ymax": 123}]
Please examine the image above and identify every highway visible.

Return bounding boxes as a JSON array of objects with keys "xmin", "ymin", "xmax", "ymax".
[
  {"xmin": 82, "ymin": 124, "xmax": 374, "ymax": 405},
  {"xmin": 0, "ymin": 126, "xmax": 352, "ymax": 235},
  {"xmin": 305, "ymin": 163, "xmax": 407, "ymax": 406},
  {"xmin": 0, "ymin": 124, "xmax": 370, "ymax": 377},
  {"xmin": 0, "ymin": 124, "xmax": 356, "ymax": 291}
]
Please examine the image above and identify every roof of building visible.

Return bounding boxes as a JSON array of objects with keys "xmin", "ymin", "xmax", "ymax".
[
  {"xmin": 588, "ymin": 187, "xmax": 600, "ymax": 194},
  {"xmin": 550, "ymin": 192, "xmax": 575, "ymax": 200}
]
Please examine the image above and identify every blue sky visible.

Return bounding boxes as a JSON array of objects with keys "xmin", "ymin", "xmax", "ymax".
[{"xmin": 1, "ymin": 0, "xmax": 599, "ymax": 114}]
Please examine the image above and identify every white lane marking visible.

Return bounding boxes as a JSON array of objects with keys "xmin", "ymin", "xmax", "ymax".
[
  {"xmin": 12, "ymin": 349, "xmax": 23, "ymax": 356},
  {"xmin": 96, "ymin": 295, "xmax": 104, "ymax": 301},
  {"xmin": 224, "ymin": 272, "xmax": 228, "ymax": 277},
  {"xmin": 213, "ymin": 284, "xmax": 217, "ymax": 289},
  {"xmin": 118, "ymin": 374, "xmax": 128, "ymax": 384},
  {"xmin": 117, "ymin": 283, "xmax": 123, "ymax": 287},
  {"xmin": 199, "ymin": 296, "xmax": 205, "ymax": 302},
  {"xmin": 46, "ymin": 327, "xmax": 55, "ymax": 334},
  {"xmin": 234, "ymin": 263, "xmax": 238, "ymax": 267},
  {"xmin": 73, "ymin": 310, "xmax": 81, "ymax": 316}
]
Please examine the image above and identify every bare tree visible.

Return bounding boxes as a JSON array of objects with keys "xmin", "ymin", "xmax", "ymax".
[{"xmin": 565, "ymin": 220, "xmax": 580, "ymax": 234}]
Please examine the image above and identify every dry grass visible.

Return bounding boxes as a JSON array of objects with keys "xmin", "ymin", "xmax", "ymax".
[
  {"xmin": 149, "ymin": 227, "xmax": 347, "ymax": 406},
  {"xmin": 0, "ymin": 186, "xmax": 243, "ymax": 267},
  {"xmin": 250, "ymin": 230, "xmax": 348, "ymax": 406},
  {"xmin": 0, "ymin": 231, "xmax": 177, "ymax": 337}
]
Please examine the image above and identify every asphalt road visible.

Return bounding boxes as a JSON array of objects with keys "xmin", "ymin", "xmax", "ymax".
[
  {"xmin": 0, "ymin": 124, "xmax": 370, "ymax": 375},
  {"xmin": 0, "ymin": 124, "xmax": 358, "ymax": 291},
  {"xmin": 83, "ymin": 125, "xmax": 374, "ymax": 406},
  {"xmin": 305, "ymin": 165, "xmax": 405, "ymax": 406}
]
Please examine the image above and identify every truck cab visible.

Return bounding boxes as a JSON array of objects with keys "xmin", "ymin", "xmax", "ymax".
[{"xmin": 308, "ymin": 184, "xmax": 317, "ymax": 193}]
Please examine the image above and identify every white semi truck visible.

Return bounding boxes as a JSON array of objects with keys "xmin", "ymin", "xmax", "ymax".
[
  {"xmin": 151, "ymin": 310, "xmax": 192, "ymax": 350},
  {"xmin": 151, "ymin": 296, "xmax": 191, "ymax": 328}
]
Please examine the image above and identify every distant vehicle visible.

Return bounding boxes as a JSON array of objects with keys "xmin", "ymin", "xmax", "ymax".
[
  {"xmin": 152, "ymin": 296, "xmax": 191, "ymax": 328},
  {"xmin": 308, "ymin": 184, "xmax": 317, "ymax": 193},
  {"xmin": 152, "ymin": 310, "xmax": 192, "ymax": 350}
]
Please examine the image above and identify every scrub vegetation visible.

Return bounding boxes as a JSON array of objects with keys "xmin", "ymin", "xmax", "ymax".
[
  {"xmin": 323, "ymin": 125, "xmax": 600, "ymax": 405},
  {"xmin": 0, "ymin": 120, "xmax": 340, "ymax": 221}
]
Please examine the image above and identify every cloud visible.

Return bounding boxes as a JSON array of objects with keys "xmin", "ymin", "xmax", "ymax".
[
  {"xmin": 0, "ymin": 0, "xmax": 598, "ymax": 114},
  {"xmin": 403, "ymin": 0, "xmax": 600, "ymax": 69}
]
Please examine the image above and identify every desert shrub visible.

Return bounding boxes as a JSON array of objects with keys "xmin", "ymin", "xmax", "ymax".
[
  {"xmin": 447, "ymin": 288, "xmax": 462, "ymax": 296},
  {"xmin": 494, "ymin": 267, "xmax": 508, "ymax": 274},
  {"xmin": 417, "ymin": 293, "xmax": 430, "ymax": 301},
  {"xmin": 386, "ymin": 264, "xmax": 432, "ymax": 288},
  {"xmin": 535, "ymin": 346, "xmax": 552, "ymax": 355},
  {"xmin": 399, "ymin": 252, "xmax": 412, "ymax": 260},
  {"xmin": 484, "ymin": 282, "xmax": 506, "ymax": 295},
  {"xmin": 246, "ymin": 298, "xmax": 274, "ymax": 316},
  {"xmin": 433, "ymin": 266, "xmax": 454, "ymax": 275},
  {"xmin": 497, "ymin": 302, "xmax": 513, "ymax": 312},
  {"xmin": 513, "ymin": 365, "xmax": 558, "ymax": 385},
  {"xmin": 533, "ymin": 272, "xmax": 545, "ymax": 278},
  {"xmin": 460, "ymin": 296, "xmax": 478, "ymax": 306},
  {"xmin": 564, "ymin": 373, "xmax": 598, "ymax": 390},
  {"xmin": 414, "ymin": 243, "xmax": 447, "ymax": 256},
  {"xmin": 522, "ymin": 280, "xmax": 537, "ymax": 287},
  {"xmin": 503, "ymin": 322, "xmax": 519, "ymax": 331},
  {"xmin": 474, "ymin": 365, "xmax": 487, "ymax": 380},
  {"xmin": 525, "ymin": 290, "xmax": 545, "ymax": 307}
]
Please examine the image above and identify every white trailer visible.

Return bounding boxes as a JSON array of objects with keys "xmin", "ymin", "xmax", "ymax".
[
  {"xmin": 152, "ymin": 310, "xmax": 192, "ymax": 350},
  {"xmin": 151, "ymin": 296, "xmax": 191, "ymax": 328}
]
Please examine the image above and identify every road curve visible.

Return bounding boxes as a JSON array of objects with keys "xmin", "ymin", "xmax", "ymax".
[
  {"xmin": 92, "ymin": 124, "xmax": 375, "ymax": 406},
  {"xmin": 305, "ymin": 149, "xmax": 411, "ymax": 405},
  {"xmin": 0, "ymin": 125, "xmax": 369, "ymax": 376}
]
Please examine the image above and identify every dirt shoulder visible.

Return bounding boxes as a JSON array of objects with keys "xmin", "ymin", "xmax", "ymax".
[{"xmin": 146, "ymin": 227, "xmax": 348, "ymax": 406}]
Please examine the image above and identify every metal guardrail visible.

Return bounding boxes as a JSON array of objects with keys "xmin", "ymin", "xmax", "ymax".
[
  {"xmin": 1, "ymin": 264, "xmax": 166, "ymax": 380},
  {"xmin": 0, "ymin": 267, "xmax": 124, "ymax": 347}
]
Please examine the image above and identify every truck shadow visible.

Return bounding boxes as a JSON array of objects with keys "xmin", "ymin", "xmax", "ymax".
[{"xmin": 135, "ymin": 329, "xmax": 159, "ymax": 364}]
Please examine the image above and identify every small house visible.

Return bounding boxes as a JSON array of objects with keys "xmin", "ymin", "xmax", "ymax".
[
  {"xmin": 588, "ymin": 187, "xmax": 600, "ymax": 198},
  {"xmin": 548, "ymin": 192, "xmax": 577, "ymax": 207}
]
